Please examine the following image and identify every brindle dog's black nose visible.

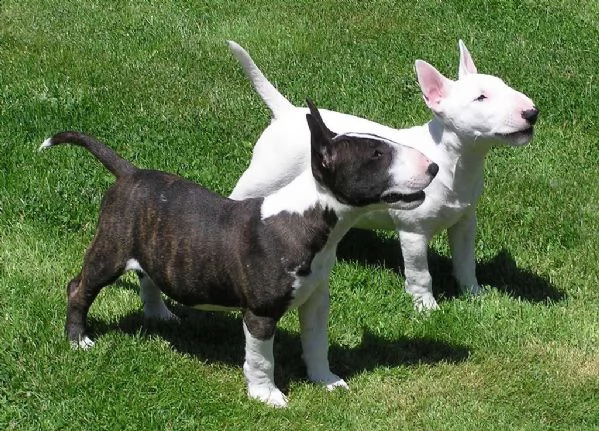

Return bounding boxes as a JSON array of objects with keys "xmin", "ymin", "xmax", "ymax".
[
  {"xmin": 427, "ymin": 162, "xmax": 439, "ymax": 177},
  {"xmin": 522, "ymin": 107, "xmax": 539, "ymax": 125}
]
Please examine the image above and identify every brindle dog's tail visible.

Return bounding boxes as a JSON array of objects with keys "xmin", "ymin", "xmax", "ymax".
[{"xmin": 39, "ymin": 131, "xmax": 136, "ymax": 178}]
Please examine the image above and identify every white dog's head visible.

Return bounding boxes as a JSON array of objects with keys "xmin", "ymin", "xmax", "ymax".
[{"xmin": 415, "ymin": 40, "xmax": 538, "ymax": 146}]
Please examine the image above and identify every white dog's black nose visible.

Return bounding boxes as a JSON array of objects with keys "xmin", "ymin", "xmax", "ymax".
[
  {"xmin": 427, "ymin": 162, "xmax": 439, "ymax": 177},
  {"xmin": 522, "ymin": 107, "xmax": 539, "ymax": 125}
]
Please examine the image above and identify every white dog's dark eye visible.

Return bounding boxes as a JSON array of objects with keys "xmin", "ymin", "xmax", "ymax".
[{"xmin": 475, "ymin": 94, "xmax": 487, "ymax": 101}]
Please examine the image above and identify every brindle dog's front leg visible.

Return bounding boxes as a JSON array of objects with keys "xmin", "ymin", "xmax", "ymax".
[{"xmin": 242, "ymin": 310, "xmax": 287, "ymax": 407}]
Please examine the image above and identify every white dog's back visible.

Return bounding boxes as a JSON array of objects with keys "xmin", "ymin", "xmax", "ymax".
[{"xmin": 228, "ymin": 40, "xmax": 537, "ymax": 310}]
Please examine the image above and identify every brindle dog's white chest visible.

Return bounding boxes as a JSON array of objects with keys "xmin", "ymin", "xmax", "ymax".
[{"xmin": 287, "ymin": 248, "xmax": 336, "ymax": 309}]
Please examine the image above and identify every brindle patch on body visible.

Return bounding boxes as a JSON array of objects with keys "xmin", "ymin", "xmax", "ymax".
[{"xmin": 69, "ymin": 168, "xmax": 338, "ymax": 341}]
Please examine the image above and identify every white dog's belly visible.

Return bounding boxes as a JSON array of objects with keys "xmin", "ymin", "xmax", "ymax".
[{"xmin": 193, "ymin": 304, "xmax": 241, "ymax": 312}]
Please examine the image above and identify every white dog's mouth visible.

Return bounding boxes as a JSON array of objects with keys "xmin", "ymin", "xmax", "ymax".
[
  {"xmin": 497, "ymin": 127, "xmax": 534, "ymax": 145},
  {"xmin": 381, "ymin": 190, "xmax": 425, "ymax": 208}
]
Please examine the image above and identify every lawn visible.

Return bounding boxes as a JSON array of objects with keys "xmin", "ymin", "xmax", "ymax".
[{"xmin": 1, "ymin": 0, "xmax": 598, "ymax": 429}]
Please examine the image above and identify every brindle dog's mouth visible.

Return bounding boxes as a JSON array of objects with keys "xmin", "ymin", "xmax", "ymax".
[{"xmin": 381, "ymin": 189, "xmax": 425, "ymax": 204}]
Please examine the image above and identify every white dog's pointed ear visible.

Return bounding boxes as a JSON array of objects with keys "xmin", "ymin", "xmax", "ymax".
[
  {"xmin": 415, "ymin": 60, "xmax": 452, "ymax": 111},
  {"xmin": 458, "ymin": 39, "xmax": 477, "ymax": 78}
]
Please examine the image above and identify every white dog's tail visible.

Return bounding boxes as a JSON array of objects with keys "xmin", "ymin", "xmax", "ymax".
[{"xmin": 227, "ymin": 41, "xmax": 294, "ymax": 119}]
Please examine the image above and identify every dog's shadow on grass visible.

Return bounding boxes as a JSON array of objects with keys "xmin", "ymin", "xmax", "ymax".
[
  {"xmin": 90, "ymin": 292, "xmax": 470, "ymax": 394},
  {"xmin": 337, "ymin": 229, "xmax": 565, "ymax": 304},
  {"xmin": 89, "ymin": 228, "xmax": 561, "ymax": 393}
]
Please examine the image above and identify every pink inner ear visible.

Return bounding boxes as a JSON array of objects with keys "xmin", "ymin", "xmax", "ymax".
[{"xmin": 415, "ymin": 60, "xmax": 448, "ymax": 108}]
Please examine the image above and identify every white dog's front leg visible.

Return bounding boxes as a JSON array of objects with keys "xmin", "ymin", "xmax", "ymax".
[
  {"xmin": 447, "ymin": 211, "xmax": 482, "ymax": 295},
  {"xmin": 243, "ymin": 320, "xmax": 288, "ymax": 408},
  {"xmin": 139, "ymin": 273, "xmax": 179, "ymax": 322},
  {"xmin": 399, "ymin": 230, "xmax": 438, "ymax": 311},
  {"xmin": 298, "ymin": 283, "xmax": 348, "ymax": 391}
]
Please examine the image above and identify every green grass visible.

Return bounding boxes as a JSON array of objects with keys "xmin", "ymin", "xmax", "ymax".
[{"xmin": 1, "ymin": 0, "xmax": 598, "ymax": 429}]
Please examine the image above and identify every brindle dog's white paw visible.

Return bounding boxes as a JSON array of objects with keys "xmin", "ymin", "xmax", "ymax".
[
  {"xmin": 71, "ymin": 335, "xmax": 95, "ymax": 350},
  {"xmin": 248, "ymin": 384, "xmax": 288, "ymax": 408}
]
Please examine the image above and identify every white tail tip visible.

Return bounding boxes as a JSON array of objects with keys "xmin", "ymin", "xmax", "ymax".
[
  {"xmin": 38, "ymin": 138, "xmax": 53, "ymax": 152},
  {"xmin": 227, "ymin": 40, "xmax": 242, "ymax": 51}
]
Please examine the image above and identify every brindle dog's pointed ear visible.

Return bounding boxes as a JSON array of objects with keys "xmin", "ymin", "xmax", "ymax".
[
  {"xmin": 305, "ymin": 98, "xmax": 336, "ymax": 181},
  {"xmin": 305, "ymin": 98, "xmax": 335, "ymax": 143}
]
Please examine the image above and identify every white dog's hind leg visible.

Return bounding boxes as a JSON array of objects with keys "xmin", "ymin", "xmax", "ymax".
[
  {"xmin": 243, "ymin": 321, "xmax": 288, "ymax": 408},
  {"xmin": 448, "ymin": 212, "xmax": 482, "ymax": 295},
  {"xmin": 139, "ymin": 273, "xmax": 179, "ymax": 321},
  {"xmin": 399, "ymin": 230, "xmax": 439, "ymax": 311},
  {"xmin": 299, "ymin": 283, "xmax": 348, "ymax": 391}
]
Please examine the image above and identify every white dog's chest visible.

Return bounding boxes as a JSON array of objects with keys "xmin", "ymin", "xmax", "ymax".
[{"xmin": 355, "ymin": 182, "xmax": 473, "ymax": 234}]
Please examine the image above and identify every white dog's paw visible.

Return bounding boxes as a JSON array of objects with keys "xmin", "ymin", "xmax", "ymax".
[
  {"xmin": 144, "ymin": 304, "xmax": 180, "ymax": 322},
  {"xmin": 308, "ymin": 371, "xmax": 349, "ymax": 391},
  {"xmin": 413, "ymin": 293, "xmax": 440, "ymax": 312},
  {"xmin": 461, "ymin": 284, "xmax": 483, "ymax": 296},
  {"xmin": 325, "ymin": 377, "xmax": 349, "ymax": 392},
  {"xmin": 71, "ymin": 335, "xmax": 94, "ymax": 350},
  {"xmin": 247, "ymin": 384, "xmax": 288, "ymax": 408}
]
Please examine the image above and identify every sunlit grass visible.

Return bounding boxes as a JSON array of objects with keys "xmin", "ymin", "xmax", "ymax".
[{"xmin": 1, "ymin": 0, "xmax": 598, "ymax": 429}]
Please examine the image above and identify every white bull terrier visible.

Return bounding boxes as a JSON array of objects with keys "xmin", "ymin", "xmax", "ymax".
[{"xmin": 228, "ymin": 40, "xmax": 538, "ymax": 311}]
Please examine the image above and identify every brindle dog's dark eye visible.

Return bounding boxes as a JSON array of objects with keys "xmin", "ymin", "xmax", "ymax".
[{"xmin": 372, "ymin": 150, "xmax": 383, "ymax": 159}]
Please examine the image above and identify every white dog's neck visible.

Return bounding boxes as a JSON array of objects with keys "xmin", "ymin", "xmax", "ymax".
[
  {"xmin": 261, "ymin": 170, "xmax": 376, "ymax": 246},
  {"xmin": 425, "ymin": 117, "xmax": 491, "ymax": 199}
]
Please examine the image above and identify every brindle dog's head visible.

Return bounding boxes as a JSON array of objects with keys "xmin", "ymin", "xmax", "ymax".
[{"xmin": 306, "ymin": 99, "xmax": 438, "ymax": 210}]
